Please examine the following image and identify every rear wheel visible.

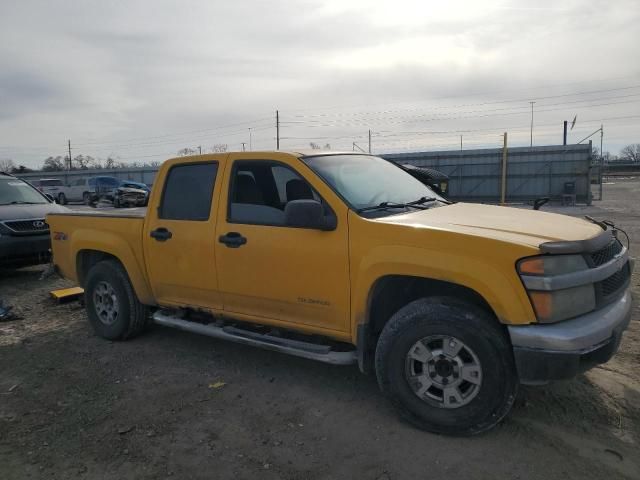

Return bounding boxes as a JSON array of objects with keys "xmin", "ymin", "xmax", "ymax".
[
  {"xmin": 57, "ymin": 193, "xmax": 67, "ymax": 205},
  {"xmin": 84, "ymin": 260, "xmax": 148, "ymax": 340},
  {"xmin": 375, "ymin": 297, "xmax": 518, "ymax": 436},
  {"xmin": 83, "ymin": 192, "xmax": 91, "ymax": 205}
]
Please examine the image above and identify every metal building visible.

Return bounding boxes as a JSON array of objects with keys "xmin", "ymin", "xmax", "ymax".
[
  {"xmin": 383, "ymin": 143, "xmax": 594, "ymax": 204},
  {"xmin": 15, "ymin": 143, "xmax": 595, "ymax": 204}
]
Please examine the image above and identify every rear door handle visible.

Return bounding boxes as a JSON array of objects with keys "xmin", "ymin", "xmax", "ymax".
[
  {"xmin": 219, "ymin": 232, "xmax": 247, "ymax": 248},
  {"xmin": 150, "ymin": 227, "xmax": 172, "ymax": 241}
]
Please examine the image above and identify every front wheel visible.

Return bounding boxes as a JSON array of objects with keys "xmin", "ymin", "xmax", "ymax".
[
  {"xmin": 84, "ymin": 260, "xmax": 148, "ymax": 340},
  {"xmin": 83, "ymin": 192, "xmax": 91, "ymax": 205},
  {"xmin": 375, "ymin": 297, "xmax": 518, "ymax": 436},
  {"xmin": 57, "ymin": 193, "xmax": 67, "ymax": 205}
]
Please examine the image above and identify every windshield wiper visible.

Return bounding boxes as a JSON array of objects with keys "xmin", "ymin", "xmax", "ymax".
[{"xmin": 356, "ymin": 196, "xmax": 437, "ymax": 213}]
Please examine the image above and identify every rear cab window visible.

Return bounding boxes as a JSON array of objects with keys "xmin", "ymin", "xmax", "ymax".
[{"xmin": 159, "ymin": 163, "xmax": 219, "ymax": 220}]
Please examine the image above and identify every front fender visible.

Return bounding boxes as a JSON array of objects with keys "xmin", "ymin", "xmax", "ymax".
[{"xmin": 350, "ymin": 244, "xmax": 538, "ymax": 341}]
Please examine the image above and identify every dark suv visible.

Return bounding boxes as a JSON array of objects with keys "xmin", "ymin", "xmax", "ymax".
[{"xmin": 0, "ymin": 172, "xmax": 67, "ymax": 267}]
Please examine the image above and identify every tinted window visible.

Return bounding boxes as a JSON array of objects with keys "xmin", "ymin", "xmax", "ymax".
[
  {"xmin": 160, "ymin": 163, "xmax": 218, "ymax": 220},
  {"xmin": 88, "ymin": 178, "xmax": 96, "ymax": 186},
  {"xmin": 74, "ymin": 178, "xmax": 85, "ymax": 186}
]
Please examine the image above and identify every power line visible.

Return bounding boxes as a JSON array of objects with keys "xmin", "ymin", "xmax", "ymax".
[{"xmin": 289, "ymin": 85, "xmax": 640, "ymax": 119}]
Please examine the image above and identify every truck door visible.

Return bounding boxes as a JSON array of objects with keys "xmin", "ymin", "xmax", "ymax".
[
  {"xmin": 214, "ymin": 154, "xmax": 351, "ymax": 333},
  {"xmin": 144, "ymin": 160, "xmax": 224, "ymax": 310}
]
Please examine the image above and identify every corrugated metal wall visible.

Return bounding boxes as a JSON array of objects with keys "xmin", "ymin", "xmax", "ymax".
[
  {"xmin": 17, "ymin": 167, "xmax": 160, "ymax": 186},
  {"xmin": 383, "ymin": 143, "xmax": 593, "ymax": 204},
  {"xmin": 15, "ymin": 144, "xmax": 594, "ymax": 204}
]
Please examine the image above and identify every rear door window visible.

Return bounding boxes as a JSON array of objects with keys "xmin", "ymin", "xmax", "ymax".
[{"xmin": 159, "ymin": 163, "xmax": 218, "ymax": 220}]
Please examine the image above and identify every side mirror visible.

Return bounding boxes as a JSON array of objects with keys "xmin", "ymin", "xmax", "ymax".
[
  {"xmin": 44, "ymin": 194, "xmax": 55, "ymax": 203},
  {"xmin": 284, "ymin": 200, "xmax": 336, "ymax": 231}
]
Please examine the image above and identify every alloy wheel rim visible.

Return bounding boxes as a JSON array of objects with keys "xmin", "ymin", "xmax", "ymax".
[
  {"xmin": 405, "ymin": 335, "xmax": 482, "ymax": 409},
  {"xmin": 93, "ymin": 281, "xmax": 120, "ymax": 326}
]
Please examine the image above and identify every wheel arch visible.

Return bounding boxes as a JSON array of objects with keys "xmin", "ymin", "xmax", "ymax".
[
  {"xmin": 357, "ymin": 274, "xmax": 503, "ymax": 374},
  {"xmin": 74, "ymin": 244, "xmax": 154, "ymax": 306}
]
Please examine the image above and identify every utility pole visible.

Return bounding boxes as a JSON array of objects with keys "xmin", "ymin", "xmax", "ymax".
[
  {"xmin": 368, "ymin": 129, "xmax": 371, "ymax": 153},
  {"xmin": 198, "ymin": 145, "xmax": 202, "ymax": 155},
  {"xmin": 249, "ymin": 128, "xmax": 252, "ymax": 151},
  {"xmin": 501, "ymin": 132, "xmax": 508, "ymax": 205},
  {"xmin": 276, "ymin": 110, "xmax": 280, "ymax": 150},
  {"xmin": 68, "ymin": 139, "xmax": 72, "ymax": 170},
  {"xmin": 241, "ymin": 142, "xmax": 246, "ymax": 152},
  {"xmin": 529, "ymin": 101, "xmax": 535, "ymax": 147},
  {"xmin": 460, "ymin": 135, "xmax": 463, "ymax": 151},
  {"xmin": 563, "ymin": 121, "xmax": 568, "ymax": 145},
  {"xmin": 600, "ymin": 124, "xmax": 603, "ymax": 163}
]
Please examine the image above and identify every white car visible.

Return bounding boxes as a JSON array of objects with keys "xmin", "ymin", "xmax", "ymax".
[
  {"xmin": 30, "ymin": 178, "xmax": 68, "ymax": 203},
  {"xmin": 62, "ymin": 177, "xmax": 95, "ymax": 204}
]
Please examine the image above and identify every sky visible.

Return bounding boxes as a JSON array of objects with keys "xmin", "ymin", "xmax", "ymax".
[{"xmin": 0, "ymin": 0, "xmax": 639, "ymax": 169}]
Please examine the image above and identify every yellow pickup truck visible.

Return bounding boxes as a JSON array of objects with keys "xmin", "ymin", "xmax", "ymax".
[{"xmin": 47, "ymin": 151, "xmax": 633, "ymax": 435}]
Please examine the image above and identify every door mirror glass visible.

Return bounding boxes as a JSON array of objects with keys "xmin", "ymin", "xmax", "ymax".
[{"xmin": 284, "ymin": 200, "xmax": 335, "ymax": 230}]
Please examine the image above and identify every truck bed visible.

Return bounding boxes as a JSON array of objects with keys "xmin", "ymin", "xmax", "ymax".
[{"xmin": 46, "ymin": 209, "xmax": 148, "ymax": 288}]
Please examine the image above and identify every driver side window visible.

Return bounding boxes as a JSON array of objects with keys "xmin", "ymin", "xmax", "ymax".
[{"xmin": 228, "ymin": 161, "xmax": 320, "ymax": 226}]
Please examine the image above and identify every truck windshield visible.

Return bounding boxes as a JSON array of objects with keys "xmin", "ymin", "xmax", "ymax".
[
  {"xmin": 0, "ymin": 177, "xmax": 48, "ymax": 205},
  {"xmin": 302, "ymin": 154, "xmax": 445, "ymax": 215}
]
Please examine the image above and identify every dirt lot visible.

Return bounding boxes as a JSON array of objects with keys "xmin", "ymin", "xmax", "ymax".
[{"xmin": 1, "ymin": 181, "xmax": 639, "ymax": 480}]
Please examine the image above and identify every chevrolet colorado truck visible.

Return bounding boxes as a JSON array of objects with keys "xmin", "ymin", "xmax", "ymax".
[{"xmin": 47, "ymin": 152, "xmax": 634, "ymax": 435}]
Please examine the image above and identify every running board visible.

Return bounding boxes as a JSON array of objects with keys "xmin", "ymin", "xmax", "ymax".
[{"xmin": 152, "ymin": 311, "xmax": 357, "ymax": 365}]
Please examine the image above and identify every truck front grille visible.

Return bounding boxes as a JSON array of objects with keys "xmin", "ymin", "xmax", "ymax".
[
  {"xmin": 596, "ymin": 263, "xmax": 630, "ymax": 304},
  {"xmin": 2, "ymin": 219, "xmax": 50, "ymax": 234},
  {"xmin": 590, "ymin": 239, "xmax": 623, "ymax": 266}
]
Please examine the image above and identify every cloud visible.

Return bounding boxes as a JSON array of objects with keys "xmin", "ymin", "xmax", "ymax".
[{"xmin": 0, "ymin": 0, "xmax": 638, "ymax": 166}]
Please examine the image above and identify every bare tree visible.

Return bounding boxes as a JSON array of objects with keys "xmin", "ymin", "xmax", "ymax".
[
  {"xmin": 0, "ymin": 158, "xmax": 16, "ymax": 173},
  {"xmin": 104, "ymin": 157, "xmax": 117, "ymax": 169},
  {"xmin": 12, "ymin": 165, "xmax": 33, "ymax": 173},
  {"xmin": 42, "ymin": 156, "xmax": 66, "ymax": 171},
  {"xmin": 620, "ymin": 144, "xmax": 640, "ymax": 163}
]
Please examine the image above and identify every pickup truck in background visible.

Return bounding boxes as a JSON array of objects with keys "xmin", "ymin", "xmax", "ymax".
[{"xmin": 47, "ymin": 151, "xmax": 633, "ymax": 435}]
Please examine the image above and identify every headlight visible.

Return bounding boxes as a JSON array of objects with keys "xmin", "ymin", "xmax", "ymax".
[
  {"xmin": 518, "ymin": 255, "xmax": 588, "ymax": 276},
  {"xmin": 528, "ymin": 285, "xmax": 596, "ymax": 323},
  {"xmin": 518, "ymin": 255, "xmax": 595, "ymax": 323}
]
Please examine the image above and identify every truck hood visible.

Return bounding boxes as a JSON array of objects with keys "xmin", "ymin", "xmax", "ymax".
[
  {"xmin": 0, "ymin": 203, "xmax": 69, "ymax": 221},
  {"xmin": 376, "ymin": 203, "xmax": 603, "ymax": 249}
]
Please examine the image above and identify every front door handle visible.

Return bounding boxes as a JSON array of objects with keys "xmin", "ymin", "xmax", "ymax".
[
  {"xmin": 150, "ymin": 227, "xmax": 172, "ymax": 241},
  {"xmin": 218, "ymin": 232, "xmax": 247, "ymax": 248}
]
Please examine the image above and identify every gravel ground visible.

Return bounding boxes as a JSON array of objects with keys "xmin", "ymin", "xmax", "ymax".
[{"xmin": 1, "ymin": 180, "xmax": 639, "ymax": 480}]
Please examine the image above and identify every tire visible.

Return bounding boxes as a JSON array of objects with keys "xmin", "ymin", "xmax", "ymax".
[
  {"xmin": 114, "ymin": 198, "xmax": 121, "ymax": 208},
  {"xmin": 84, "ymin": 260, "xmax": 148, "ymax": 340},
  {"xmin": 57, "ymin": 193, "xmax": 67, "ymax": 205},
  {"xmin": 375, "ymin": 297, "xmax": 518, "ymax": 436},
  {"xmin": 83, "ymin": 192, "xmax": 91, "ymax": 205}
]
